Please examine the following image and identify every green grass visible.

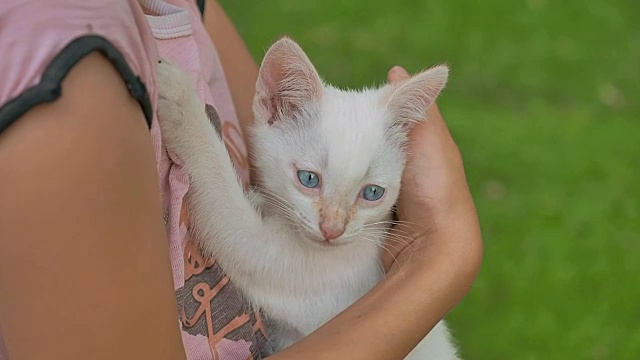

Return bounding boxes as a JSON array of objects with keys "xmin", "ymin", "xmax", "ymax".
[{"xmin": 221, "ymin": 1, "xmax": 640, "ymax": 358}]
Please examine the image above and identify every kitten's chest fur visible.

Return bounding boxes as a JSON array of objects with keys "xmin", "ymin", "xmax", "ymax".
[{"xmin": 245, "ymin": 191, "xmax": 386, "ymax": 335}]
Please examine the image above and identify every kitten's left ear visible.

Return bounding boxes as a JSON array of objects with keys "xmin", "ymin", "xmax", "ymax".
[
  {"xmin": 387, "ymin": 65, "xmax": 449, "ymax": 126},
  {"xmin": 253, "ymin": 37, "xmax": 324, "ymax": 125}
]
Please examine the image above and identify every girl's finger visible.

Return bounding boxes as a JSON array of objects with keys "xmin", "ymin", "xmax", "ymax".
[{"xmin": 387, "ymin": 65, "xmax": 411, "ymax": 83}]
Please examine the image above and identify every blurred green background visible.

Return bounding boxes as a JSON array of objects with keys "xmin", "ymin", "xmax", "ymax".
[{"xmin": 221, "ymin": 1, "xmax": 640, "ymax": 359}]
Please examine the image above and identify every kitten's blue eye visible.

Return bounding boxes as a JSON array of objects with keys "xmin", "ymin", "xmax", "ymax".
[
  {"xmin": 362, "ymin": 185, "xmax": 385, "ymax": 201},
  {"xmin": 297, "ymin": 170, "xmax": 320, "ymax": 188}
]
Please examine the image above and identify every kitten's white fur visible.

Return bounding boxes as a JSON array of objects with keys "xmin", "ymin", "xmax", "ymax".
[{"xmin": 156, "ymin": 37, "xmax": 460, "ymax": 359}]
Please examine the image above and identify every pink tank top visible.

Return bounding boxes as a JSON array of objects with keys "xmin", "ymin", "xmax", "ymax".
[{"xmin": 0, "ymin": 0, "xmax": 267, "ymax": 358}]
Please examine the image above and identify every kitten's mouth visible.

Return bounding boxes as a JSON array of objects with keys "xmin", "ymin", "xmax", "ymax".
[
  {"xmin": 305, "ymin": 233, "xmax": 349, "ymax": 249},
  {"xmin": 293, "ymin": 223, "xmax": 347, "ymax": 249},
  {"xmin": 309, "ymin": 238, "xmax": 342, "ymax": 249}
]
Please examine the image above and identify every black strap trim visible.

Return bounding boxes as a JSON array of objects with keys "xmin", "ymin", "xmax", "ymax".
[{"xmin": 0, "ymin": 35, "xmax": 153, "ymax": 135}]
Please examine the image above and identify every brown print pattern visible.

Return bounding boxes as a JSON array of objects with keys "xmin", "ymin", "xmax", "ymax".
[{"xmin": 176, "ymin": 198, "xmax": 269, "ymax": 359}]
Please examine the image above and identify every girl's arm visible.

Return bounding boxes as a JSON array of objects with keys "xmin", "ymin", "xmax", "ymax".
[{"xmin": 0, "ymin": 53, "xmax": 187, "ymax": 360}]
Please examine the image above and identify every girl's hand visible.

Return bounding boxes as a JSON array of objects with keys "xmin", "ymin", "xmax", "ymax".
[{"xmin": 384, "ymin": 64, "xmax": 483, "ymax": 302}]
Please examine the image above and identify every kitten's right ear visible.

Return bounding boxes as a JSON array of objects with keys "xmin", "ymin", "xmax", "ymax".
[
  {"xmin": 254, "ymin": 37, "xmax": 323, "ymax": 125},
  {"xmin": 386, "ymin": 65, "xmax": 449, "ymax": 127}
]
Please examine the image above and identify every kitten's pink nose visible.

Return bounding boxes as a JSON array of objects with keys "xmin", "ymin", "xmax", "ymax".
[{"xmin": 320, "ymin": 222, "xmax": 345, "ymax": 241}]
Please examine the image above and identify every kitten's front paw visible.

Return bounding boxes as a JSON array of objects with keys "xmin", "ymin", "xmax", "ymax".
[{"xmin": 156, "ymin": 59, "xmax": 202, "ymax": 161}]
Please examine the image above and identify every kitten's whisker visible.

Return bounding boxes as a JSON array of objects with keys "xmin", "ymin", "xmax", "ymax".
[
  {"xmin": 367, "ymin": 219, "xmax": 416, "ymax": 226},
  {"xmin": 359, "ymin": 230, "xmax": 415, "ymax": 265},
  {"xmin": 259, "ymin": 201, "xmax": 297, "ymax": 222},
  {"xmin": 361, "ymin": 230, "xmax": 423, "ymax": 267},
  {"xmin": 364, "ymin": 225, "xmax": 417, "ymax": 238},
  {"xmin": 364, "ymin": 224, "xmax": 416, "ymax": 239},
  {"xmin": 363, "ymin": 230, "xmax": 413, "ymax": 242},
  {"xmin": 261, "ymin": 199, "xmax": 294, "ymax": 216},
  {"xmin": 364, "ymin": 220, "xmax": 422, "ymax": 235},
  {"xmin": 357, "ymin": 235, "xmax": 407, "ymax": 280},
  {"xmin": 387, "ymin": 229, "xmax": 416, "ymax": 241},
  {"xmin": 259, "ymin": 192, "xmax": 292, "ymax": 208},
  {"xmin": 362, "ymin": 230, "xmax": 416, "ymax": 244},
  {"xmin": 260, "ymin": 189, "xmax": 294, "ymax": 206},
  {"xmin": 258, "ymin": 191, "xmax": 299, "ymax": 219},
  {"xmin": 258, "ymin": 196, "xmax": 309, "ymax": 232}
]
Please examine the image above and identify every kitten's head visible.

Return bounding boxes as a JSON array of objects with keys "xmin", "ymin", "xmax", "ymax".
[{"xmin": 250, "ymin": 37, "xmax": 448, "ymax": 248}]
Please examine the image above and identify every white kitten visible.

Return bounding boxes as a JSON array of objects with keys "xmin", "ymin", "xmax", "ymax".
[{"xmin": 156, "ymin": 37, "xmax": 460, "ymax": 359}]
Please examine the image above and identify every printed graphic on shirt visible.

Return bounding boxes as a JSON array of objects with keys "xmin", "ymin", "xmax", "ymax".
[
  {"xmin": 175, "ymin": 197, "xmax": 269, "ymax": 359},
  {"xmin": 174, "ymin": 103, "xmax": 268, "ymax": 359}
]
